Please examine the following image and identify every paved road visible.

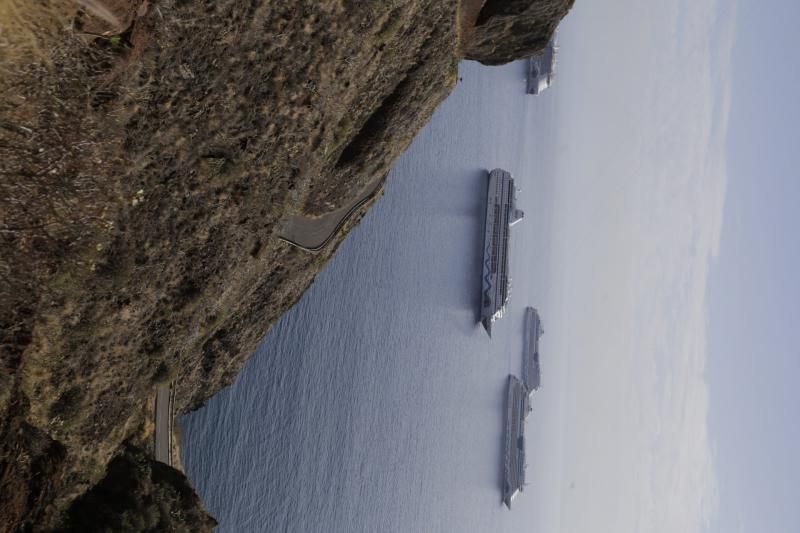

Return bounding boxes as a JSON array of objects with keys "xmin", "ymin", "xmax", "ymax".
[
  {"xmin": 278, "ymin": 176, "xmax": 385, "ymax": 251},
  {"xmin": 154, "ymin": 385, "xmax": 173, "ymax": 465}
]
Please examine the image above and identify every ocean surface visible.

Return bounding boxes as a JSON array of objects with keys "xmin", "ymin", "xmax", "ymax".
[{"xmin": 180, "ymin": 60, "xmax": 567, "ymax": 533}]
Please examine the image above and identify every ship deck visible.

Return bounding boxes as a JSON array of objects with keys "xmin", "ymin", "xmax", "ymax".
[{"xmin": 503, "ymin": 375, "xmax": 526, "ymax": 508}]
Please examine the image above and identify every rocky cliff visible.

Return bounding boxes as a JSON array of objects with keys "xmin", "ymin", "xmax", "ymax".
[
  {"xmin": 463, "ymin": 0, "xmax": 574, "ymax": 65},
  {"xmin": 0, "ymin": 0, "xmax": 573, "ymax": 529}
]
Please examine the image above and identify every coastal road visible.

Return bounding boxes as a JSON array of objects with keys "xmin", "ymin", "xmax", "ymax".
[
  {"xmin": 278, "ymin": 176, "xmax": 385, "ymax": 252},
  {"xmin": 154, "ymin": 384, "xmax": 174, "ymax": 466}
]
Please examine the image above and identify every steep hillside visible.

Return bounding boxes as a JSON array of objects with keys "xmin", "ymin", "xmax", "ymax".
[{"xmin": 0, "ymin": 0, "xmax": 573, "ymax": 529}]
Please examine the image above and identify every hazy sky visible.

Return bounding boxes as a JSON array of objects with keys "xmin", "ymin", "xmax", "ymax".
[
  {"xmin": 542, "ymin": 0, "xmax": 797, "ymax": 531},
  {"xmin": 705, "ymin": 1, "xmax": 800, "ymax": 532}
]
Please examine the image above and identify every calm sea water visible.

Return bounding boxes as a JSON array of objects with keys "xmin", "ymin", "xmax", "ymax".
[{"xmin": 180, "ymin": 61, "xmax": 566, "ymax": 533}]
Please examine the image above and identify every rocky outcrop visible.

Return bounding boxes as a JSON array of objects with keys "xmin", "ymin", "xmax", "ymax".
[
  {"xmin": 64, "ymin": 445, "xmax": 217, "ymax": 532},
  {"xmin": 463, "ymin": 0, "xmax": 575, "ymax": 65},
  {"xmin": 0, "ymin": 0, "xmax": 573, "ymax": 530}
]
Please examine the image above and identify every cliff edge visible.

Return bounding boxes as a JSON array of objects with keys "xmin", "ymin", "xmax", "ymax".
[
  {"xmin": 0, "ymin": 0, "xmax": 573, "ymax": 529},
  {"xmin": 463, "ymin": 0, "xmax": 575, "ymax": 65}
]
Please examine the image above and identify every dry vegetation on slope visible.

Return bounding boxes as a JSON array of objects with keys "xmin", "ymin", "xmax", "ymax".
[{"xmin": 1, "ymin": 0, "xmax": 572, "ymax": 529}]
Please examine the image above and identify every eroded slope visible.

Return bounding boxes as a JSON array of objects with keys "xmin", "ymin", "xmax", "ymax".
[{"xmin": 0, "ymin": 0, "xmax": 572, "ymax": 529}]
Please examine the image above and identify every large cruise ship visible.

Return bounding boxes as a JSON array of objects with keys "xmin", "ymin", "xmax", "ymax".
[
  {"xmin": 526, "ymin": 33, "xmax": 558, "ymax": 95},
  {"xmin": 523, "ymin": 307, "xmax": 544, "ymax": 396},
  {"xmin": 480, "ymin": 169, "xmax": 524, "ymax": 336},
  {"xmin": 503, "ymin": 375, "xmax": 528, "ymax": 508}
]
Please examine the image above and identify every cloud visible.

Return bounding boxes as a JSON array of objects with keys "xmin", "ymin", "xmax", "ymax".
[
  {"xmin": 552, "ymin": 0, "xmax": 736, "ymax": 531},
  {"xmin": 626, "ymin": 2, "xmax": 736, "ymax": 532},
  {"xmin": 621, "ymin": 1, "xmax": 736, "ymax": 531}
]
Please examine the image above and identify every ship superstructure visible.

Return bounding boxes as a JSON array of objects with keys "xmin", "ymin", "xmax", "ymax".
[
  {"xmin": 526, "ymin": 33, "xmax": 558, "ymax": 95},
  {"xmin": 522, "ymin": 307, "xmax": 544, "ymax": 397},
  {"xmin": 480, "ymin": 169, "xmax": 524, "ymax": 336},
  {"xmin": 503, "ymin": 375, "xmax": 528, "ymax": 508}
]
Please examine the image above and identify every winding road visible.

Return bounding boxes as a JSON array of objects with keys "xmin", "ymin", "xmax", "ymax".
[
  {"xmin": 153, "ymin": 384, "xmax": 174, "ymax": 466},
  {"xmin": 278, "ymin": 176, "xmax": 386, "ymax": 252}
]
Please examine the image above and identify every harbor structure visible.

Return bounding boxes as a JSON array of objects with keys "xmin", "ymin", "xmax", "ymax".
[{"xmin": 480, "ymin": 169, "xmax": 524, "ymax": 336}]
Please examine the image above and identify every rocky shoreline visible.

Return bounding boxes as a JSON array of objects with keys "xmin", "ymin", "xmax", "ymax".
[{"xmin": 0, "ymin": 0, "xmax": 572, "ymax": 529}]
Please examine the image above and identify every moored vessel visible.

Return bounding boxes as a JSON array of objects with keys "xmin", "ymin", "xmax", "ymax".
[
  {"xmin": 523, "ymin": 307, "xmax": 544, "ymax": 397},
  {"xmin": 503, "ymin": 375, "xmax": 527, "ymax": 508},
  {"xmin": 480, "ymin": 169, "xmax": 524, "ymax": 336},
  {"xmin": 526, "ymin": 32, "xmax": 558, "ymax": 95}
]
